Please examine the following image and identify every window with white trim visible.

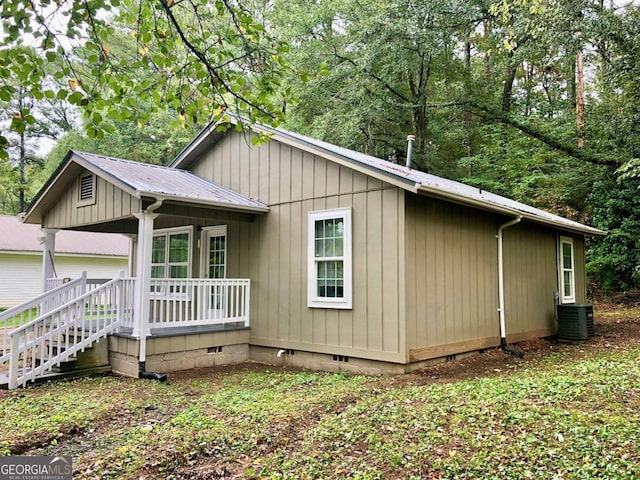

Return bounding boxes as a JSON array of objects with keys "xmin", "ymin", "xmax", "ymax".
[
  {"xmin": 151, "ymin": 227, "xmax": 192, "ymax": 294},
  {"xmin": 559, "ymin": 236, "xmax": 575, "ymax": 303},
  {"xmin": 308, "ymin": 208, "xmax": 352, "ymax": 309}
]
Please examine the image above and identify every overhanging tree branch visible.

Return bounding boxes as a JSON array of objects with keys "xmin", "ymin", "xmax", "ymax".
[
  {"xmin": 158, "ymin": 0, "xmax": 273, "ymax": 119},
  {"xmin": 332, "ymin": 48, "xmax": 414, "ymax": 104},
  {"xmin": 437, "ymin": 101, "xmax": 621, "ymax": 166}
]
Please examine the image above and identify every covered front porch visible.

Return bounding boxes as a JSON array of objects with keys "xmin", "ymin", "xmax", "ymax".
[{"xmin": 1, "ymin": 150, "xmax": 268, "ymax": 388}]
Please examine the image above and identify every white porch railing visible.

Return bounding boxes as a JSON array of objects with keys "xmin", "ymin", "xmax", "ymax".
[
  {"xmin": 2, "ymin": 275, "xmax": 250, "ymax": 388},
  {"xmin": 46, "ymin": 276, "xmax": 112, "ymax": 293},
  {"xmin": 0, "ymin": 274, "xmax": 88, "ymax": 364},
  {"xmin": 146, "ymin": 278, "xmax": 250, "ymax": 330},
  {"xmin": 6, "ymin": 276, "xmax": 135, "ymax": 389}
]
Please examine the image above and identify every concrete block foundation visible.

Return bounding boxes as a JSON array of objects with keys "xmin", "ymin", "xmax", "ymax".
[{"xmin": 108, "ymin": 328, "xmax": 250, "ymax": 376}]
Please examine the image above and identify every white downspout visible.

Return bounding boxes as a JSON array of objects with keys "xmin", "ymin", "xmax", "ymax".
[
  {"xmin": 497, "ymin": 215, "xmax": 523, "ymax": 357},
  {"xmin": 134, "ymin": 198, "xmax": 168, "ymax": 381}
]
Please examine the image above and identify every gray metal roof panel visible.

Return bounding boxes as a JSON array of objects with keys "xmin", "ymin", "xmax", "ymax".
[
  {"xmin": 171, "ymin": 117, "xmax": 604, "ymax": 236},
  {"xmin": 267, "ymin": 128, "xmax": 605, "ymax": 236},
  {"xmin": 72, "ymin": 151, "xmax": 268, "ymax": 212}
]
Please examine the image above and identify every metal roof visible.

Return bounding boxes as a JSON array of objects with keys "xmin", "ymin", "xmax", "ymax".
[
  {"xmin": 71, "ymin": 151, "xmax": 268, "ymax": 213},
  {"xmin": 0, "ymin": 215, "xmax": 129, "ymax": 256},
  {"xmin": 172, "ymin": 118, "xmax": 604, "ymax": 236},
  {"xmin": 271, "ymin": 129, "xmax": 605, "ymax": 236}
]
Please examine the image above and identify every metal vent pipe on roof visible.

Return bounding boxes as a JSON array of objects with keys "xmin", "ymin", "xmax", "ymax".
[{"xmin": 406, "ymin": 135, "xmax": 416, "ymax": 168}]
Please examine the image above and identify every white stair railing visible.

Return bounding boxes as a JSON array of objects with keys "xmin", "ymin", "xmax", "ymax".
[
  {"xmin": 0, "ymin": 274, "xmax": 87, "ymax": 364},
  {"xmin": 6, "ymin": 276, "xmax": 135, "ymax": 389}
]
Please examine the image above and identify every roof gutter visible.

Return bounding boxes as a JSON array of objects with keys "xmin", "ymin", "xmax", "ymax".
[
  {"xmin": 415, "ymin": 183, "xmax": 605, "ymax": 237},
  {"xmin": 138, "ymin": 192, "xmax": 269, "ymax": 214},
  {"xmin": 144, "ymin": 197, "xmax": 164, "ymax": 213}
]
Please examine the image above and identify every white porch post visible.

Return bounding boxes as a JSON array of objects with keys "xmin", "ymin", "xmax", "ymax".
[
  {"xmin": 132, "ymin": 212, "xmax": 158, "ymax": 339},
  {"xmin": 40, "ymin": 228, "xmax": 58, "ymax": 292}
]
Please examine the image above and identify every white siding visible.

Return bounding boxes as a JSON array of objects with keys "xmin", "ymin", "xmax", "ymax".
[{"xmin": 0, "ymin": 253, "xmax": 128, "ymax": 308}]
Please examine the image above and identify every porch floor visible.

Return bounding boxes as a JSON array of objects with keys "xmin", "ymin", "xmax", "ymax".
[{"xmin": 114, "ymin": 324, "xmax": 249, "ymax": 339}]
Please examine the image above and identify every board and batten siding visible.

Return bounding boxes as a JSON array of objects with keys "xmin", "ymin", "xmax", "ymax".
[
  {"xmin": 42, "ymin": 169, "xmax": 140, "ymax": 229},
  {"xmin": 404, "ymin": 194, "xmax": 500, "ymax": 362},
  {"xmin": 0, "ymin": 253, "xmax": 128, "ymax": 307},
  {"xmin": 406, "ymin": 193, "xmax": 588, "ymax": 362},
  {"xmin": 502, "ymin": 227, "xmax": 586, "ymax": 339},
  {"xmin": 501, "ymin": 223, "xmax": 559, "ymax": 341},
  {"xmin": 189, "ymin": 132, "xmax": 406, "ymax": 363}
]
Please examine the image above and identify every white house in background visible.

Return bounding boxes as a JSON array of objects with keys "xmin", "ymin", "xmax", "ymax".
[{"xmin": 0, "ymin": 215, "xmax": 129, "ymax": 308}]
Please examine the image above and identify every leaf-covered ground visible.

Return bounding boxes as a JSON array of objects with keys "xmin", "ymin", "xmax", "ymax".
[{"xmin": 1, "ymin": 304, "xmax": 639, "ymax": 479}]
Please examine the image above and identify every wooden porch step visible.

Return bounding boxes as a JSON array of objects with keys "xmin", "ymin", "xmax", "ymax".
[{"xmin": 0, "ymin": 365, "xmax": 112, "ymax": 389}]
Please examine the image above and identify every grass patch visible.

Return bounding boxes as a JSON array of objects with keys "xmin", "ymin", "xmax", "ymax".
[
  {"xmin": 259, "ymin": 350, "xmax": 640, "ymax": 479},
  {"xmin": 1, "ymin": 315, "xmax": 640, "ymax": 479},
  {"xmin": 0, "ymin": 307, "xmax": 39, "ymax": 328}
]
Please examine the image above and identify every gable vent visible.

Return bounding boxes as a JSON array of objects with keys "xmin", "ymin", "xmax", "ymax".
[{"xmin": 79, "ymin": 174, "xmax": 95, "ymax": 202}]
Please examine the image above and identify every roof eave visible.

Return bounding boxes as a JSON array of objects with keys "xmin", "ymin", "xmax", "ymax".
[
  {"xmin": 23, "ymin": 150, "xmax": 76, "ymax": 224},
  {"xmin": 170, "ymin": 121, "xmax": 223, "ymax": 169},
  {"xmin": 140, "ymin": 192, "xmax": 269, "ymax": 214},
  {"xmin": 23, "ymin": 151, "xmax": 141, "ymax": 225},
  {"xmin": 415, "ymin": 184, "xmax": 606, "ymax": 237},
  {"xmin": 263, "ymin": 130, "xmax": 419, "ymax": 194}
]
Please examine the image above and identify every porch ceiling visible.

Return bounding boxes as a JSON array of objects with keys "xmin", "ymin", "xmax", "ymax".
[{"xmin": 24, "ymin": 150, "xmax": 269, "ymax": 226}]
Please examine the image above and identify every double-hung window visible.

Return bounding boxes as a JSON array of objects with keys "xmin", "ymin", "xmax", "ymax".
[
  {"xmin": 308, "ymin": 208, "xmax": 352, "ymax": 309},
  {"xmin": 151, "ymin": 227, "xmax": 192, "ymax": 295},
  {"xmin": 559, "ymin": 236, "xmax": 575, "ymax": 304}
]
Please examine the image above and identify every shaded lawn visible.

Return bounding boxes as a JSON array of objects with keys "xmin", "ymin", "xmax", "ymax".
[{"xmin": 1, "ymin": 311, "xmax": 639, "ymax": 479}]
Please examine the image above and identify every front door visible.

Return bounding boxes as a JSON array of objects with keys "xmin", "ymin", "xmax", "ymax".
[{"xmin": 201, "ymin": 226, "xmax": 227, "ymax": 314}]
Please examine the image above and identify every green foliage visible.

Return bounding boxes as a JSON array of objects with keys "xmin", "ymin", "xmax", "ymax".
[
  {"xmin": 0, "ymin": 157, "xmax": 19, "ymax": 214},
  {"xmin": 0, "ymin": 0, "xmax": 295, "ymax": 160},
  {"xmin": 2, "ymin": 342, "xmax": 640, "ymax": 478},
  {"xmin": 460, "ymin": 123, "xmax": 604, "ymax": 215},
  {"xmin": 587, "ymin": 177, "xmax": 640, "ymax": 293},
  {"xmin": 270, "ymin": 0, "xmax": 479, "ymax": 175}
]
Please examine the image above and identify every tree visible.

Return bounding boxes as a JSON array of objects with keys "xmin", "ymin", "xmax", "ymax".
[
  {"xmin": 0, "ymin": 47, "xmax": 79, "ymax": 213},
  {"xmin": 270, "ymin": 0, "xmax": 483, "ymax": 175},
  {"xmin": 0, "ymin": 0, "xmax": 296, "ymax": 160},
  {"xmin": 587, "ymin": 176, "xmax": 640, "ymax": 293}
]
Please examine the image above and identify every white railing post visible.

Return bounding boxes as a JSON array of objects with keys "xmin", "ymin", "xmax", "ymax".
[
  {"xmin": 117, "ymin": 271, "xmax": 125, "ymax": 329},
  {"xmin": 244, "ymin": 281, "xmax": 250, "ymax": 327},
  {"xmin": 8, "ymin": 333, "xmax": 20, "ymax": 390},
  {"xmin": 79, "ymin": 271, "xmax": 87, "ymax": 296}
]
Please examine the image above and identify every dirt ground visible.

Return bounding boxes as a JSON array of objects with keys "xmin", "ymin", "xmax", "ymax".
[
  {"xmin": 164, "ymin": 303, "xmax": 640, "ymax": 389},
  {"xmin": 6, "ymin": 303, "xmax": 639, "ymax": 480},
  {"xmin": 397, "ymin": 303, "xmax": 640, "ymax": 386}
]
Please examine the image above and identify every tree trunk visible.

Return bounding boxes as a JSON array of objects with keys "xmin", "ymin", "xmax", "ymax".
[
  {"xmin": 19, "ymin": 129, "xmax": 25, "ymax": 213},
  {"xmin": 576, "ymin": 47, "xmax": 585, "ymax": 148},
  {"xmin": 408, "ymin": 52, "xmax": 432, "ymax": 171},
  {"xmin": 463, "ymin": 38, "xmax": 473, "ymax": 160},
  {"xmin": 500, "ymin": 57, "xmax": 518, "ymax": 152}
]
